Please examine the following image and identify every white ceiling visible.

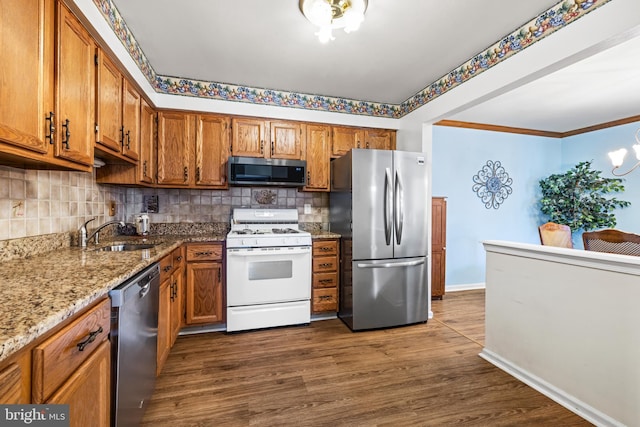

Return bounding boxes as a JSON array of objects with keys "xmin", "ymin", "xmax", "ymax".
[{"xmin": 108, "ymin": 0, "xmax": 640, "ymax": 133}]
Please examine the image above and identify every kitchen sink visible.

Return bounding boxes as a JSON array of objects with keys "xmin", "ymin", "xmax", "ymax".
[{"xmin": 95, "ymin": 243, "xmax": 157, "ymax": 252}]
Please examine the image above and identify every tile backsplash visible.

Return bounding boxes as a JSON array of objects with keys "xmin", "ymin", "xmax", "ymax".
[{"xmin": 0, "ymin": 165, "xmax": 329, "ymax": 241}]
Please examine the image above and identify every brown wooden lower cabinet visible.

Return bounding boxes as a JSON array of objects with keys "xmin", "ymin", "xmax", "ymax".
[
  {"xmin": 157, "ymin": 246, "xmax": 185, "ymax": 376},
  {"xmin": 185, "ymin": 243, "xmax": 224, "ymax": 325},
  {"xmin": 312, "ymin": 238, "xmax": 340, "ymax": 314},
  {"xmin": 46, "ymin": 340, "xmax": 110, "ymax": 427}
]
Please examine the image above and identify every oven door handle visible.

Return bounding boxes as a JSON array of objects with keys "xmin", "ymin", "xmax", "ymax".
[{"xmin": 227, "ymin": 247, "xmax": 311, "ymax": 256}]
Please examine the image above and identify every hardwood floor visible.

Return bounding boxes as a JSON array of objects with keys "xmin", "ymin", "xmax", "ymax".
[{"xmin": 142, "ymin": 290, "xmax": 592, "ymax": 426}]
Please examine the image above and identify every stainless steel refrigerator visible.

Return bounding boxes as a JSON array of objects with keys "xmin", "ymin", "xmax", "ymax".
[{"xmin": 330, "ymin": 149, "xmax": 429, "ymax": 331}]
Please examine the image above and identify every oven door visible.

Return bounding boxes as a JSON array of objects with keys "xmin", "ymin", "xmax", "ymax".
[{"xmin": 226, "ymin": 246, "xmax": 312, "ymax": 306}]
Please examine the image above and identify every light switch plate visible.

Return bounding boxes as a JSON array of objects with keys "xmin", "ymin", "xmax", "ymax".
[{"xmin": 304, "ymin": 203, "xmax": 311, "ymax": 214}]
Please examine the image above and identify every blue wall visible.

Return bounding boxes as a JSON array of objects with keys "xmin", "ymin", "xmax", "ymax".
[
  {"xmin": 561, "ymin": 121, "xmax": 640, "ymax": 237},
  {"xmin": 433, "ymin": 121, "xmax": 640, "ymax": 288},
  {"xmin": 432, "ymin": 126, "xmax": 561, "ymax": 286}
]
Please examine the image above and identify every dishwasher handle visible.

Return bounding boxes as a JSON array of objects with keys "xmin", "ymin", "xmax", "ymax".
[{"xmin": 139, "ymin": 282, "xmax": 150, "ymax": 298}]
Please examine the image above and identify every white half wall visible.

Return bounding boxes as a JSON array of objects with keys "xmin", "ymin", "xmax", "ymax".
[{"xmin": 482, "ymin": 241, "xmax": 640, "ymax": 427}]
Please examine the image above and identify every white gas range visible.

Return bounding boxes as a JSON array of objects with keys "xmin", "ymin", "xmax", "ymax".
[{"xmin": 226, "ymin": 208, "xmax": 312, "ymax": 332}]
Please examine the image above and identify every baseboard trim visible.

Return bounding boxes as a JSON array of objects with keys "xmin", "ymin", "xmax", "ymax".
[
  {"xmin": 446, "ymin": 282, "xmax": 485, "ymax": 292},
  {"xmin": 479, "ymin": 348, "xmax": 623, "ymax": 427}
]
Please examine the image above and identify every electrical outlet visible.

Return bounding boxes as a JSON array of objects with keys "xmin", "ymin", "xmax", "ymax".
[
  {"xmin": 108, "ymin": 201, "xmax": 116, "ymax": 216},
  {"xmin": 304, "ymin": 203, "xmax": 312, "ymax": 214}
]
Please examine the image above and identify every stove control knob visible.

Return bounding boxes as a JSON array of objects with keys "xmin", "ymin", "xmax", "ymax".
[{"xmin": 242, "ymin": 239, "xmax": 251, "ymax": 246}]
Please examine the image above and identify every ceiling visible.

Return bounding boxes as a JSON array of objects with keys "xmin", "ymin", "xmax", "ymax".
[{"xmin": 107, "ymin": 0, "xmax": 640, "ymax": 133}]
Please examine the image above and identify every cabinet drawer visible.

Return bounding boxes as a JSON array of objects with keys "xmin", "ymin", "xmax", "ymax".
[
  {"xmin": 313, "ymin": 240, "xmax": 337, "ymax": 256},
  {"xmin": 159, "ymin": 253, "xmax": 174, "ymax": 282},
  {"xmin": 313, "ymin": 272, "xmax": 338, "ymax": 289},
  {"xmin": 186, "ymin": 243, "xmax": 223, "ymax": 261},
  {"xmin": 313, "ymin": 256, "xmax": 337, "ymax": 272},
  {"xmin": 32, "ymin": 298, "xmax": 111, "ymax": 403},
  {"xmin": 172, "ymin": 246, "xmax": 185, "ymax": 268},
  {"xmin": 312, "ymin": 288, "xmax": 338, "ymax": 313}
]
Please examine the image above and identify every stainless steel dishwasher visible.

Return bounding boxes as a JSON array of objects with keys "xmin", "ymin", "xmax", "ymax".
[{"xmin": 109, "ymin": 263, "xmax": 160, "ymax": 427}]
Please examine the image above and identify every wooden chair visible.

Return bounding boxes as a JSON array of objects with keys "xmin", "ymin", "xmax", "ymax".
[
  {"xmin": 538, "ymin": 222, "xmax": 573, "ymax": 248},
  {"xmin": 582, "ymin": 229, "xmax": 640, "ymax": 256}
]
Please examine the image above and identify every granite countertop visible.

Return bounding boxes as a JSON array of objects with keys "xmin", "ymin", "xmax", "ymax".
[
  {"xmin": 309, "ymin": 230, "xmax": 341, "ymax": 239},
  {"xmin": 0, "ymin": 233, "xmax": 225, "ymax": 363}
]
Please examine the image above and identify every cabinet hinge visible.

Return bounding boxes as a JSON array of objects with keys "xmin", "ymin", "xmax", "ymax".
[
  {"xmin": 94, "ymin": 54, "xmax": 98, "ymax": 66},
  {"xmin": 218, "ymin": 269, "xmax": 221, "ymax": 281},
  {"xmin": 94, "ymin": 123, "xmax": 99, "ymax": 134}
]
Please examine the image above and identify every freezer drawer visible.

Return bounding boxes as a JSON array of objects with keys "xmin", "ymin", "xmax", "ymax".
[{"xmin": 340, "ymin": 256, "xmax": 428, "ymax": 331}]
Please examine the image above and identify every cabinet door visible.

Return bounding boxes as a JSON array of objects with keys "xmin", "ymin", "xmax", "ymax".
[
  {"xmin": 431, "ymin": 197, "xmax": 447, "ymax": 299},
  {"xmin": 364, "ymin": 129, "xmax": 395, "ymax": 150},
  {"xmin": 195, "ymin": 114, "xmax": 229, "ymax": 187},
  {"xmin": 55, "ymin": 2, "xmax": 94, "ymax": 167},
  {"xmin": 95, "ymin": 50, "xmax": 122, "ymax": 153},
  {"xmin": 47, "ymin": 340, "xmax": 110, "ymax": 427},
  {"xmin": 138, "ymin": 99, "xmax": 155, "ymax": 184},
  {"xmin": 231, "ymin": 118, "xmax": 265, "ymax": 158},
  {"xmin": 331, "ymin": 126, "xmax": 363, "ymax": 157},
  {"xmin": 0, "ymin": 0, "xmax": 51, "ymax": 154},
  {"xmin": 304, "ymin": 124, "xmax": 330, "ymax": 191},
  {"xmin": 157, "ymin": 277, "xmax": 171, "ymax": 376},
  {"xmin": 157, "ymin": 112, "xmax": 192, "ymax": 185},
  {"xmin": 270, "ymin": 121, "xmax": 302, "ymax": 159},
  {"xmin": 122, "ymin": 79, "xmax": 140, "ymax": 161},
  {"xmin": 185, "ymin": 262, "xmax": 223, "ymax": 325},
  {"xmin": 170, "ymin": 267, "xmax": 183, "ymax": 347}
]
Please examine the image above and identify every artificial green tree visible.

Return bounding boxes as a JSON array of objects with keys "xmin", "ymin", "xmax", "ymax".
[{"xmin": 539, "ymin": 160, "xmax": 630, "ymax": 231}]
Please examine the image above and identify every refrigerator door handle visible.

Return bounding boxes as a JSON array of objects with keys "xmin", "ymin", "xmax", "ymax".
[
  {"xmin": 394, "ymin": 170, "xmax": 404, "ymax": 244},
  {"xmin": 384, "ymin": 168, "xmax": 392, "ymax": 245},
  {"xmin": 357, "ymin": 258, "xmax": 425, "ymax": 269}
]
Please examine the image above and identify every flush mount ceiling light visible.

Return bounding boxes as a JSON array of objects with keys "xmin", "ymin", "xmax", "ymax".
[
  {"xmin": 608, "ymin": 128, "xmax": 640, "ymax": 176},
  {"xmin": 299, "ymin": 0, "xmax": 368, "ymax": 43}
]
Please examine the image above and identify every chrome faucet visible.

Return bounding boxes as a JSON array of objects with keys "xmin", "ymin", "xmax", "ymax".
[{"xmin": 80, "ymin": 218, "xmax": 125, "ymax": 248}]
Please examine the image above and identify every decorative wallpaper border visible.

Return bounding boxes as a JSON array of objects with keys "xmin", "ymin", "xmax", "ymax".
[{"xmin": 92, "ymin": 0, "xmax": 612, "ymax": 119}]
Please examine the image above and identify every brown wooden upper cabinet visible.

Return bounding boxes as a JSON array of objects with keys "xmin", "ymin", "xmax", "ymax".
[
  {"xmin": 54, "ymin": 1, "xmax": 95, "ymax": 168},
  {"xmin": 304, "ymin": 124, "xmax": 331, "ymax": 191},
  {"xmin": 331, "ymin": 126, "xmax": 396, "ymax": 157},
  {"xmin": 156, "ymin": 111, "xmax": 230, "ymax": 188},
  {"xmin": 95, "ymin": 49, "xmax": 140, "ymax": 163},
  {"xmin": 138, "ymin": 99, "xmax": 156, "ymax": 184},
  {"xmin": 0, "ymin": 0, "xmax": 92, "ymax": 172},
  {"xmin": 331, "ymin": 126, "xmax": 363, "ymax": 158},
  {"xmin": 231, "ymin": 117, "xmax": 303, "ymax": 160},
  {"xmin": 194, "ymin": 114, "xmax": 230, "ymax": 187},
  {"xmin": 157, "ymin": 112, "xmax": 193, "ymax": 186}
]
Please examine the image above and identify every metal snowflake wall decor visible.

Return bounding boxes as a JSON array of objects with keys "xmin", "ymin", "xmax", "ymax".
[{"xmin": 472, "ymin": 160, "xmax": 513, "ymax": 209}]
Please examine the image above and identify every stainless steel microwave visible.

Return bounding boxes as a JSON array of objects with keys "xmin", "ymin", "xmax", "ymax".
[{"xmin": 228, "ymin": 156, "xmax": 306, "ymax": 186}]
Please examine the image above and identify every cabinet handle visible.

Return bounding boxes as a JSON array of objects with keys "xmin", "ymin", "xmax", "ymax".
[
  {"xmin": 307, "ymin": 171, "xmax": 310, "ymax": 185},
  {"xmin": 320, "ymin": 247, "xmax": 332, "ymax": 251},
  {"xmin": 319, "ymin": 295, "xmax": 332, "ymax": 301},
  {"xmin": 176, "ymin": 255, "xmax": 183, "ymax": 262},
  {"xmin": 196, "ymin": 167, "xmax": 201, "ymax": 182},
  {"xmin": 260, "ymin": 140, "xmax": 264, "ymax": 154},
  {"xmin": 366, "ymin": 142, "xmax": 370, "ymax": 149},
  {"xmin": 143, "ymin": 160, "xmax": 148, "ymax": 177},
  {"xmin": 319, "ymin": 263, "xmax": 333, "ymax": 268},
  {"xmin": 319, "ymin": 279, "xmax": 333, "ymax": 284},
  {"xmin": 45, "ymin": 112, "xmax": 55, "ymax": 145},
  {"xmin": 356, "ymin": 140, "xmax": 360, "ymax": 148},
  {"xmin": 126, "ymin": 130, "xmax": 131, "ymax": 149},
  {"xmin": 195, "ymin": 251, "xmax": 213, "ymax": 256},
  {"xmin": 77, "ymin": 326, "xmax": 103, "ymax": 351},
  {"xmin": 163, "ymin": 265, "xmax": 172, "ymax": 273},
  {"xmin": 119, "ymin": 125, "xmax": 125, "ymax": 147},
  {"xmin": 183, "ymin": 166, "xmax": 188, "ymax": 182},
  {"xmin": 61, "ymin": 119, "xmax": 70, "ymax": 149},
  {"xmin": 271, "ymin": 141, "xmax": 274, "ymax": 155}
]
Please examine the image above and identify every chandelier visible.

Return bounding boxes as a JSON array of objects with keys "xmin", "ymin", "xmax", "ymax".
[
  {"xmin": 299, "ymin": 0, "xmax": 368, "ymax": 43},
  {"xmin": 608, "ymin": 128, "xmax": 640, "ymax": 176}
]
